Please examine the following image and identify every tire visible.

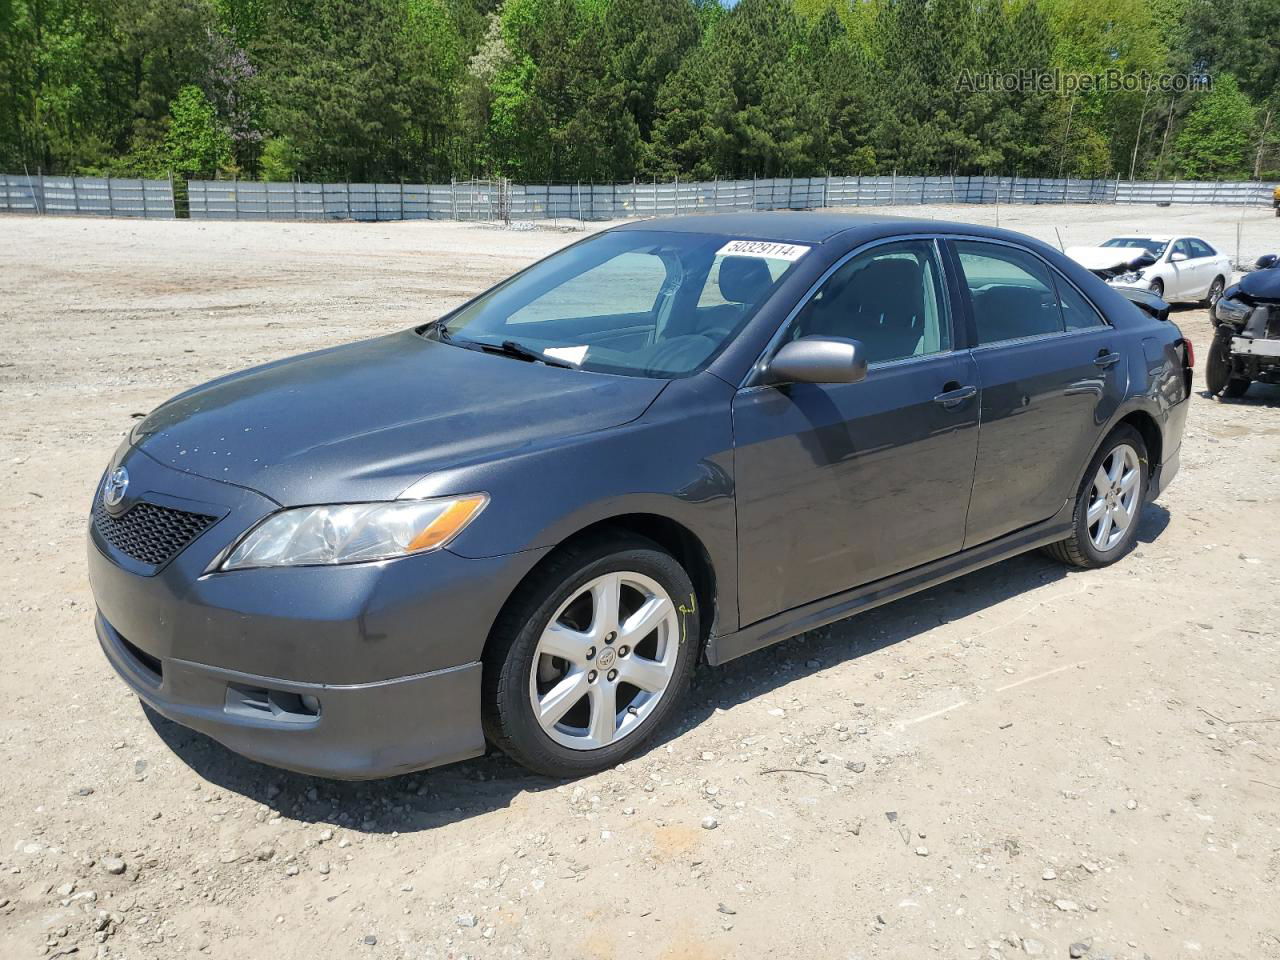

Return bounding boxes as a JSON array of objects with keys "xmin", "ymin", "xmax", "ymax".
[
  {"xmin": 1203, "ymin": 276, "xmax": 1225, "ymax": 309},
  {"xmin": 1042, "ymin": 425, "xmax": 1148, "ymax": 569},
  {"xmin": 1149, "ymin": 278, "xmax": 1164, "ymax": 299},
  {"xmin": 481, "ymin": 533, "xmax": 700, "ymax": 778},
  {"xmin": 1205, "ymin": 329, "xmax": 1250, "ymax": 398}
]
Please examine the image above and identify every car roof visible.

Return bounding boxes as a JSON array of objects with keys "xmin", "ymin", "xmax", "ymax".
[{"xmin": 613, "ymin": 211, "xmax": 1034, "ymax": 247}]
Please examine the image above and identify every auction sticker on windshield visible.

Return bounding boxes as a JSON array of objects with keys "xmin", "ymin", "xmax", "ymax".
[{"xmin": 716, "ymin": 239, "xmax": 811, "ymax": 261}]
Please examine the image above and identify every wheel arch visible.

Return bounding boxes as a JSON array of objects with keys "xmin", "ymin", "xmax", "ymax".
[
  {"xmin": 1117, "ymin": 409, "xmax": 1162, "ymax": 475},
  {"xmin": 482, "ymin": 512, "xmax": 721, "ymax": 662},
  {"xmin": 1088, "ymin": 405, "xmax": 1163, "ymax": 483}
]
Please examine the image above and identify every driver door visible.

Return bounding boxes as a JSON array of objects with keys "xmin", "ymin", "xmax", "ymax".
[{"xmin": 731, "ymin": 238, "xmax": 981, "ymax": 626}]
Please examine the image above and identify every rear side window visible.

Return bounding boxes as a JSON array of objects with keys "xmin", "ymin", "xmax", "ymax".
[
  {"xmin": 954, "ymin": 241, "xmax": 1064, "ymax": 344},
  {"xmin": 1188, "ymin": 239, "xmax": 1216, "ymax": 258},
  {"xmin": 1055, "ymin": 276, "xmax": 1106, "ymax": 330}
]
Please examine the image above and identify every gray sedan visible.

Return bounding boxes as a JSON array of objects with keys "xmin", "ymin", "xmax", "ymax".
[{"xmin": 88, "ymin": 213, "xmax": 1192, "ymax": 779}]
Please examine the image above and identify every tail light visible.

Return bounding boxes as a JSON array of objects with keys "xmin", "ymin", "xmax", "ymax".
[{"xmin": 1180, "ymin": 338, "xmax": 1195, "ymax": 368}]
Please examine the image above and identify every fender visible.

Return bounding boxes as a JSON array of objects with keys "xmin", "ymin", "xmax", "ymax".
[{"xmin": 426, "ymin": 376, "xmax": 742, "ymax": 635}]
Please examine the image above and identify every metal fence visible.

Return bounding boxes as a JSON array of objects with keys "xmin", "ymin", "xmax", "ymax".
[
  {"xmin": 183, "ymin": 175, "xmax": 1277, "ymax": 222},
  {"xmin": 0, "ymin": 174, "xmax": 175, "ymax": 217},
  {"xmin": 5, "ymin": 172, "xmax": 1276, "ymax": 222}
]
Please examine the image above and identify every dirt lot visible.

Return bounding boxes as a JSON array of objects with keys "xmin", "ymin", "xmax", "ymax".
[{"xmin": 1, "ymin": 204, "xmax": 1278, "ymax": 960}]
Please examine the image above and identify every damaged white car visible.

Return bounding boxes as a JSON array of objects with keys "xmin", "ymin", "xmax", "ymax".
[{"xmin": 1068, "ymin": 236, "xmax": 1231, "ymax": 307}]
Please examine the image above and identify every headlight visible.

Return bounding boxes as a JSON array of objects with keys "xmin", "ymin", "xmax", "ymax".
[
  {"xmin": 221, "ymin": 494, "xmax": 488, "ymax": 570},
  {"xmin": 1113, "ymin": 271, "xmax": 1143, "ymax": 285},
  {"xmin": 1213, "ymin": 295, "xmax": 1252, "ymax": 328}
]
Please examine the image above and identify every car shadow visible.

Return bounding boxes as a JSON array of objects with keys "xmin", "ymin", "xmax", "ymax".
[
  {"xmin": 145, "ymin": 504, "xmax": 1173, "ymax": 833},
  {"xmin": 1199, "ymin": 380, "xmax": 1280, "ymax": 407}
]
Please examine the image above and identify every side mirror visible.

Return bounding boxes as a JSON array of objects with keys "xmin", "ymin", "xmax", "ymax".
[
  {"xmin": 1256, "ymin": 254, "xmax": 1278, "ymax": 270},
  {"xmin": 1169, "ymin": 251, "xmax": 1188, "ymax": 263},
  {"xmin": 766, "ymin": 337, "xmax": 867, "ymax": 385}
]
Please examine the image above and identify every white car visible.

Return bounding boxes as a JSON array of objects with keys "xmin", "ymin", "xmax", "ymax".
[{"xmin": 1067, "ymin": 235, "xmax": 1232, "ymax": 306}]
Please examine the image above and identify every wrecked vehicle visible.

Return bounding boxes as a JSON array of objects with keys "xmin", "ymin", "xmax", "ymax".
[
  {"xmin": 1208, "ymin": 254, "xmax": 1280, "ymax": 398},
  {"xmin": 1068, "ymin": 236, "xmax": 1231, "ymax": 307},
  {"xmin": 1067, "ymin": 246, "xmax": 1170, "ymax": 321}
]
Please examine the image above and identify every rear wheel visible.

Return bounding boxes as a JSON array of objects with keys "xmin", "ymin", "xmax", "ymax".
[
  {"xmin": 1042, "ymin": 425, "xmax": 1147, "ymax": 569},
  {"xmin": 1203, "ymin": 276, "xmax": 1225, "ymax": 309},
  {"xmin": 482, "ymin": 534, "xmax": 699, "ymax": 778},
  {"xmin": 1205, "ymin": 329, "xmax": 1250, "ymax": 398}
]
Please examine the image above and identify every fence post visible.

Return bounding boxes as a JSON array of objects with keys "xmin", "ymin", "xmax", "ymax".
[{"xmin": 39, "ymin": 172, "xmax": 46, "ymax": 215}]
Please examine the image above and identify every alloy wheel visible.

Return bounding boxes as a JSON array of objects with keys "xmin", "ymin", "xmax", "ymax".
[
  {"xmin": 1208, "ymin": 278, "xmax": 1224, "ymax": 308},
  {"xmin": 528, "ymin": 571, "xmax": 679, "ymax": 750},
  {"xmin": 1086, "ymin": 443, "xmax": 1140, "ymax": 552}
]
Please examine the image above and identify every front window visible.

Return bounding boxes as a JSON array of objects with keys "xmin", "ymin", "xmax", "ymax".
[
  {"xmin": 789, "ymin": 240, "xmax": 951, "ymax": 364},
  {"xmin": 436, "ymin": 230, "xmax": 805, "ymax": 378},
  {"xmin": 1102, "ymin": 236, "xmax": 1169, "ymax": 258}
]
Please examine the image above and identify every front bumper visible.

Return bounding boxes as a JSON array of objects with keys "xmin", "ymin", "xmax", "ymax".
[
  {"xmin": 1231, "ymin": 335, "xmax": 1280, "ymax": 358},
  {"xmin": 97, "ymin": 613, "xmax": 484, "ymax": 778},
  {"xmin": 87, "ymin": 447, "xmax": 550, "ymax": 779}
]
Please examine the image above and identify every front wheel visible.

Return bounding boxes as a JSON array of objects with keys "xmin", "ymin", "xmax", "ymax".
[
  {"xmin": 1042, "ymin": 425, "xmax": 1148, "ymax": 569},
  {"xmin": 482, "ymin": 534, "xmax": 699, "ymax": 778},
  {"xmin": 1205, "ymin": 329, "xmax": 1250, "ymax": 398},
  {"xmin": 1149, "ymin": 278, "xmax": 1164, "ymax": 300}
]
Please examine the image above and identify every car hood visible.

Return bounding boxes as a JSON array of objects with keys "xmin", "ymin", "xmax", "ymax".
[
  {"xmin": 131, "ymin": 330, "xmax": 667, "ymax": 505},
  {"xmin": 1236, "ymin": 264, "xmax": 1280, "ymax": 302},
  {"xmin": 1066, "ymin": 246, "xmax": 1152, "ymax": 273}
]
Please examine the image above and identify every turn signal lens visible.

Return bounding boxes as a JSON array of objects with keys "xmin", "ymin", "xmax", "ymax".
[
  {"xmin": 406, "ymin": 495, "xmax": 488, "ymax": 551},
  {"xmin": 221, "ymin": 494, "xmax": 488, "ymax": 570}
]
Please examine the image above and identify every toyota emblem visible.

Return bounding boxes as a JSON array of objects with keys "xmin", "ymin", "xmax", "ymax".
[{"xmin": 103, "ymin": 466, "xmax": 129, "ymax": 508}]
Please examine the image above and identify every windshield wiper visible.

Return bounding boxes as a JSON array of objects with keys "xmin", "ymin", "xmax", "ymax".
[
  {"xmin": 473, "ymin": 339, "xmax": 575, "ymax": 368},
  {"xmin": 422, "ymin": 323, "xmax": 574, "ymax": 368}
]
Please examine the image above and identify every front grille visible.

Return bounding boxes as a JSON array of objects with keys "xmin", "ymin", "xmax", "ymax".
[{"xmin": 93, "ymin": 498, "xmax": 217, "ymax": 567}]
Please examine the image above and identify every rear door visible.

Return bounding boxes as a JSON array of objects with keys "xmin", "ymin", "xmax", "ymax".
[
  {"xmin": 732, "ymin": 237, "xmax": 980, "ymax": 625},
  {"xmin": 948, "ymin": 239, "xmax": 1126, "ymax": 548},
  {"xmin": 1186, "ymin": 238, "xmax": 1222, "ymax": 296}
]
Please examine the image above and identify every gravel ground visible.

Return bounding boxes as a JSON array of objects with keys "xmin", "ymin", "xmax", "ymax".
[{"xmin": 0, "ymin": 205, "xmax": 1278, "ymax": 960}]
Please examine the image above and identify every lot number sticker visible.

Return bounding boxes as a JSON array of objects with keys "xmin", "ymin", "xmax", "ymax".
[{"xmin": 716, "ymin": 239, "xmax": 811, "ymax": 261}]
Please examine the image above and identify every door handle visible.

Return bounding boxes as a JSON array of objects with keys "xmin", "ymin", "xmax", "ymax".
[
  {"xmin": 1094, "ymin": 351, "xmax": 1121, "ymax": 369},
  {"xmin": 933, "ymin": 383, "xmax": 977, "ymax": 408}
]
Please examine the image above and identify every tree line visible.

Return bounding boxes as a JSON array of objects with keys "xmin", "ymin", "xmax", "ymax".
[{"xmin": 0, "ymin": 0, "xmax": 1275, "ymax": 185}]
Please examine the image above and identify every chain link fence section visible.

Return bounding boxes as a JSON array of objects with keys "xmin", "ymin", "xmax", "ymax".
[{"xmin": 1, "ymin": 174, "xmax": 175, "ymax": 217}]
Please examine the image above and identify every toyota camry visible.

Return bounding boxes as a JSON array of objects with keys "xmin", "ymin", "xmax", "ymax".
[{"xmin": 88, "ymin": 212, "xmax": 1192, "ymax": 779}]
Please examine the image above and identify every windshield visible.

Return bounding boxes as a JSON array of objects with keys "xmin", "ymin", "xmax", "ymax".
[
  {"xmin": 435, "ymin": 230, "xmax": 806, "ymax": 378},
  {"xmin": 1102, "ymin": 236, "xmax": 1168, "ymax": 257}
]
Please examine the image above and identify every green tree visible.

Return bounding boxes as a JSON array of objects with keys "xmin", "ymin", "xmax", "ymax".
[
  {"xmin": 487, "ymin": 0, "xmax": 640, "ymax": 181},
  {"xmin": 166, "ymin": 84, "xmax": 231, "ymax": 177},
  {"xmin": 1174, "ymin": 74, "xmax": 1257, "ymax": 179}
]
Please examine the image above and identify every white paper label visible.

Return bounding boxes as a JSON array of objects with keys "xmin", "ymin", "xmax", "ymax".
[
  {"xmin": 543, "ymin": 345, "xmax": 589, "ymax": 365},
  {"xmin": 716, "ymin": 239, "xmax": 811, "ymax": 261}
]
